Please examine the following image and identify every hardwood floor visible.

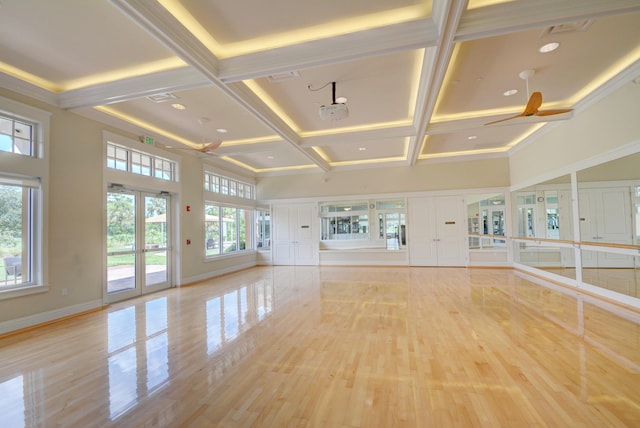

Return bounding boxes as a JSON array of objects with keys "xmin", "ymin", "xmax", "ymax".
[{"xmin": 1, "ymin": 266, "xmax": 639, "ymax": 427}]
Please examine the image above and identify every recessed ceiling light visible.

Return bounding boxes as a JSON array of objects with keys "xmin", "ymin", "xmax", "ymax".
[
  {"xmin": 336, "ymin": 96, "xmax": 348, "ymax": 103},
  {"xmin": 171, "ymin": 103, "xmax": 186, "ymax": 110},
  {"xmin": 467, "ymin": 135, "xmax": 477, "ymax": 140},
  {"xmin": 216, "ymin": 128, "xmax": 228, "ymax": 133},
  {"xmin": 539, "ymin": 42, "xmax": 560, "ymax": 53},
  {"xmin": 503, "ymin": 89, "xmax": 518, "ymax": 96},
  {"xmin": 358, "ymin": 147, "xmax": 366, "ymax": 151},
  {"xmin": 267, "ymin": 156, "xmax": 274, "ymax": 159}
]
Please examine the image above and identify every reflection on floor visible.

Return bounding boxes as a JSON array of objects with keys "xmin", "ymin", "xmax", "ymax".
[
  {"xmin": 1, "ymin": 266, "xmax": 639, "ymax": 427},
  {"xmin": 539, "ymin": 267, "xmax": 640, "ymax": 298}
]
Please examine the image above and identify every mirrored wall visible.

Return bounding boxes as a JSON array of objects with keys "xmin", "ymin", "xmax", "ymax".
[
  {"xmin": 466, "ymin": 192, "xmax": 507, "ymax": 266},
  {"xmin": 512, "ymin": 176, "xmax": 576, "ymax": 280},
  {"xmin": 577, "ymin": 152, "xmax": 640, "ymax": 298},
  {"xmin": 512, "ymin": 150, "xmax": 640, "ymax": 300}
]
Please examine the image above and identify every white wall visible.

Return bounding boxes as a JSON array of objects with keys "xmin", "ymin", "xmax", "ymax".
[
  {"xmin": 258, "ymin": 157, "xmax": 510, "ymax": 200},
  {"xmin": 509, "ymin": 81, "xmax": 640, "ymax": 187}
]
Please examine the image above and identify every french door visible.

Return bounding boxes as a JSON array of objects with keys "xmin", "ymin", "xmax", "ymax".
[{"xmin": 106, "ymin": 189, "xmax": 171, "ymax": 303}]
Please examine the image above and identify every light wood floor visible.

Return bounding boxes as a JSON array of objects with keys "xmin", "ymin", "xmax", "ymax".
[{"xmin": 1, "ymin": 266, "xmax": 639, "ymax": 427}]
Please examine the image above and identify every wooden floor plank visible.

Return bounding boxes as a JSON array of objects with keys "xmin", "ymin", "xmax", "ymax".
[{"xmin": 1, "ymin": 266, "xmax": 639, "ymax": 427}]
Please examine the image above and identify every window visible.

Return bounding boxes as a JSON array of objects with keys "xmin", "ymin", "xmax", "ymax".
[
  {"xmin": 0, "ymin": 96, "xmax": 49, "ymax": 297},
  {"xmin": 204, "ymin": 172, "xmax": 254, "ymax": 200},
  {"xmin": 256, "ymin": 210, "xmax": 270, "ymax": 248},
  {"xmin": 0, "ymin": 181, "xmax": 36, "ymax": 287},
  {"xmin": 106, "ymin": 142, "xmax": 176, "ymax": 181},
  {"xmin": 320, "ymin": 201, "xmax": 369, "ymax": 240},
  {"xmin": 205, "ymin": 204, "xmax": 250, "ymax": 256},
  {"xmin": 376, "ymin": 201, "xmax": 406, "ymax": 250},
  {"xmin": 320, "ymin": 199, "xmax": 406, "ymax": 249},
  {"xmin": 0, "ymin": 114, "xmax": 35, "ymax": 156}
]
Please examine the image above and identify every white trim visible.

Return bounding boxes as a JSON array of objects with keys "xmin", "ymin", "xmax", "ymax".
[
  {"xmin": 0, "ymin": 284, "xmax": 48, "ymax": 301},
  {"xmin": 0, "ymin": 299, "xmax": 102, "ymax": 335}
]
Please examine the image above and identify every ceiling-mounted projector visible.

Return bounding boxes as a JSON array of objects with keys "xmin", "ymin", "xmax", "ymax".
[
  {"xmin": 310, "ymin": 81, "xmax": 348, "ymax": 121},
  {"xmin": 319, "ymin": 103, "xmax": 349, "ymax": 120}
]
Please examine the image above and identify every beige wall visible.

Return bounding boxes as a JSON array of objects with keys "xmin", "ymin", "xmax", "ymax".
[
  {"xmin": 258, "ymin": 157, "xmax": 511, "ymax": 200},
  {"xmin": 1, "ymin": 89, "xmax": 107, "ymax": 322},
  {"xmin": 509, "ymin": 81, "xmax": 640, "ymax": 187}
]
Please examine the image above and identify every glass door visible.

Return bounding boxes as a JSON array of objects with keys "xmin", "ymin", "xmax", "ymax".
[{"xmin": 106, "ymin": 190, "xmax": 171, "ymax": 303}]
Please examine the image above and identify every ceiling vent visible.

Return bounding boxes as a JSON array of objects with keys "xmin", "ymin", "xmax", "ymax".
[
  {"xmin": 541, "ymin": 20, "xmax": 593, "ymax": 36},
  {"xmin": 145, "ymin": 92, "xmax": 178, "ymax": 103},
  {"xmin": 267, "ymin": 71, "xmax": 300, "ymax": 82}
]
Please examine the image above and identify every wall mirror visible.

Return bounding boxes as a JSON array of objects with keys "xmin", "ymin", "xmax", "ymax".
[
  {"xmin": 577, "ymin": 152, "xmax": 640, "ymax": 297},
  {"xmin": 466, "ymin": 193, "xmax": 506, "ymax": 250},
  {"xmin": 512, "ymin": 175, "xmax": 573, "ymax": 240}
]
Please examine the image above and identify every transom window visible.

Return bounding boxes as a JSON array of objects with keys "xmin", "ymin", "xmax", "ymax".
[
  {"xmin": 0, "ymin": 114, "xmax": 35, "ymax": 157},
  {"xmin": 106, "ymin": 142, "xmax": 175, "ymax": 181},
  {"xmin": 204, "ymin": 172, "xmax": 254, "ymax": 200}
]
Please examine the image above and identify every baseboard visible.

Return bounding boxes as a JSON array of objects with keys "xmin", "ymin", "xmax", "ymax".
[
  {"xmin": 0, "ymin": 299, "xmax": 103, "ymax": 335},
  {"xmin": 180, "ymin": 261, "xmax": 258, "ymax": 286}
]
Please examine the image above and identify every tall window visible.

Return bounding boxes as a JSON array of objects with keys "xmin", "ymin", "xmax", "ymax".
[
  {"xmin": 256, "ymin": 210, "xmax": 270, "ymax": 248},
  {"xmin": 0, "ymin": 97, "xmax": 49, "ymax": 296},
  {"xmin": 0, "ymin": 181, "xmax": 36, "ymax": 286},
  {"xmin": 205, "ymin": 204, "xmax": 250, "ymax": 256}
]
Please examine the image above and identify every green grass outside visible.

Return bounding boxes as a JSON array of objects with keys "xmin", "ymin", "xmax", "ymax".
[{"xmin": 108, "ymin": 252, "xmax": 167, "ymax": 267}]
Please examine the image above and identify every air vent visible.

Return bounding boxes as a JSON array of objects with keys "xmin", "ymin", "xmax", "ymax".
[
  {"xmin": 267, "ymin": 71, "xmax": 300, "ymax": 82},
  {"xmin": 145, "ymin": 92, "xmax": 178, "ymax": 103},
  {"xmin": 541, "ymin": 20, "xmax": 592, "ymax": 36}
]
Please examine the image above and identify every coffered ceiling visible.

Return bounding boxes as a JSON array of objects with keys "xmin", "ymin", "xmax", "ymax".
[{"xmin": 1, "ymin": 0, "xmax": 639, "ymax": 176}]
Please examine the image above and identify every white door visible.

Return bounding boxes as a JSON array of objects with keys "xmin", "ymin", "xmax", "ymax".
[
  {"xmin": 579, "ymin": 187, "xmax": 633, "ymax": 268},
  {"xmin": 272, "ymin": 204, "xmax": 318, "ymax": 265},
  {"xmin": 408, "ymin": 196, "xmax": 466, "ymax": 266}
]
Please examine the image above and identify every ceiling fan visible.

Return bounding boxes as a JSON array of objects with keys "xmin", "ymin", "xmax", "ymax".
[
  {"xmin": 169, "ymin": 141, "xmax": 222, "ymax": 155},
  {"xmin": 485, "ymin": 69, "xmax": 573, "ymax": 125},
  {"xmin": 167, "ymin": 117, "xmax": 222, "ymax": 155}
]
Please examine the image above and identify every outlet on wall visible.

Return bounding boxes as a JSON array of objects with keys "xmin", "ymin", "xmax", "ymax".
[{"xmin": 61, "ymin": 288, "xmax": 67, "ymax": 296}]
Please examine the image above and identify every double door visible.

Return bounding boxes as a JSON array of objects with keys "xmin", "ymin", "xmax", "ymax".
[
  {"xmin": 272, "ymin": 204, "xmax": 318, "ymax": 265},
  {"xmin": 106, "ymin": 190, "xmax": 171, "ymax": 303},
  {"xmin": 408, "ymin": 196, "xmax": 466, "ymax": 266}
]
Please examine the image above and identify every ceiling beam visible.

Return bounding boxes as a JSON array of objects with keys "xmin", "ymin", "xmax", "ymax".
[
  {"xmin": 455, "ymin": 0, "xmax": 640, "ymax": 42},
  {"xmin": 57, "ymin": 67, "xmax": 209, "ymax": 110},
  {"xmin": 408, "ymin": 0, "xmax": 468, "ymax": 166},
  {"xmin": 218, "ymin": 19, "xmax": 440, "ymax": 83},
  {"xmin": 109, "ymin": 0, "xmax": 330, "ymax": 171}
]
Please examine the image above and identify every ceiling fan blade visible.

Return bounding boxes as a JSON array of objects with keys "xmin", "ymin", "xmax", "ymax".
[
  {"xmin": 484, "ymin": 113, "xmax": 525, "ymax": 125},
  {"xmin": 535, "ymin": 108, "xmax": 573, "ymax": 117},
  {"xmin": 201, "ymin": 141, "xmax": 222, "ymax": 151},
  {"xmin": 522, "ymin": 92, "xmax": 543, "ymax": 116}
]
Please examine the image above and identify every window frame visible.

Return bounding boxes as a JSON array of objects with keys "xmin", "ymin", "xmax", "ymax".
[
  {"xmin": 319, "ymin": 199, "xmax": 406, "ymax": 249},
  {"xmin": 0, "ymin": 96, "xmax": 50, "ymax": 299}
]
